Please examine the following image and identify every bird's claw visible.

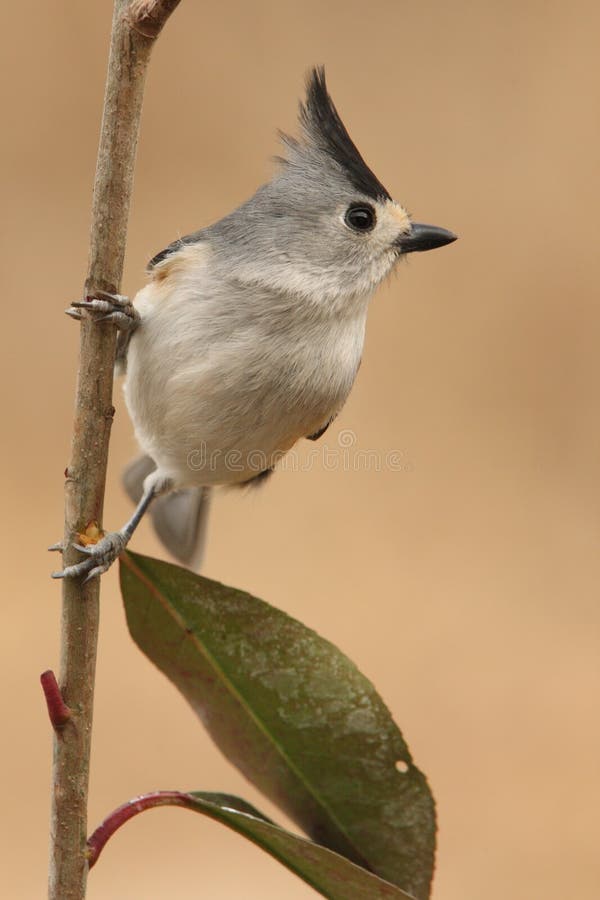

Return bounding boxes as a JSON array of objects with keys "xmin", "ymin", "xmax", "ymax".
[
  {"xmin": 51, "ymin": 532, "xmax": 127, "ymax": 583},
  {"xmin": 66, "ymin": 290, "xmax": 139, "ymax": 332}
]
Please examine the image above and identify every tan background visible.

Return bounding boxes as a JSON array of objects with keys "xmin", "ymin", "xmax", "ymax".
[{"xmin": 2, "ymin": 1, "xmax": 599, "ymax": 897}]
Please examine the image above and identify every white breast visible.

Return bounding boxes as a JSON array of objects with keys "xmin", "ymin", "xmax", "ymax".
[{"xmin": 124, "ymin": 244, "xmax": 368, "ymax": 487}]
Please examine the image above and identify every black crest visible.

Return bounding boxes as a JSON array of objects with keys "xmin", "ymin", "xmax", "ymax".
[{"xmin": 300, "ymin": 67, "xmax": 391, "ymax": 202}]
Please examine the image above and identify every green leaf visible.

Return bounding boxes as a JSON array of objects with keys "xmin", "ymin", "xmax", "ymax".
[
  {"xmin": 91, "ymin": 790, "xmax": 416, "ymax": 898},
  {"xmin": 120, "ymin": 552, "xmax": 435, "ymax": 900}
]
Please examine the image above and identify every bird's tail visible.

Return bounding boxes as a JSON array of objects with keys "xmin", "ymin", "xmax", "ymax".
[{"xmin": 122, "ymin": 455, "xmax": 211, "ymax": 570}]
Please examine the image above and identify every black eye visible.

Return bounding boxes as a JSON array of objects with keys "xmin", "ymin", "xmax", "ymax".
[{"xmin": 344, "ymin": 204, "xmax": 376, "ymax": 233}]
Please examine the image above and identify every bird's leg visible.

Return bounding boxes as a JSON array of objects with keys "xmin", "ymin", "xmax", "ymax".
[{"xmin": 51, "ymin": 474, "xmax": 171, "ymax": 583}]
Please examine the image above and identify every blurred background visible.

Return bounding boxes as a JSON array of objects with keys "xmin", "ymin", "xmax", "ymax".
[{"xmin": 2, "ymin": 1, "xmax": 599, "ymax": 897}]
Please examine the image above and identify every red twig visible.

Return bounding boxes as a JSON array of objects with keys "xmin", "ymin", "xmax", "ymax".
[
  {"xmin": 87, "ymin": 792, "xmax": 192, "ymax": 868},
  {"xmin": 40, "ymin": 670, "xmax": 72, "ymax": 731}
]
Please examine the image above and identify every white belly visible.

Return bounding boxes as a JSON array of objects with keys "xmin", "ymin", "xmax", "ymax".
[{"xmin": 124, "ymin": 276, "xmax": 367, "ymax": 487}]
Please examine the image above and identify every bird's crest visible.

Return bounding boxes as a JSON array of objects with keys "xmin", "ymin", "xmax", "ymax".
[{"xmin": 291, "ymin": 66, "xmax": 391, "ymax": 202}]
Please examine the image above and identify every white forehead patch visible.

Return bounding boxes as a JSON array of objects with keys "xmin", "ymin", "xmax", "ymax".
[{"xmin": 382, "ymin": 201, "xmax": 411, "ymax": 233}]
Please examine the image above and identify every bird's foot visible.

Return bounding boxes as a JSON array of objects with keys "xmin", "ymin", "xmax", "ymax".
[
  {"xmin": 48, "ymin": 541, "xmax": 65, "ymax": 553},
  {"xmin": 66, "ymin": 290, "xmax": 139, "ymax": 332},
  {"xmin": 51, "ymin": 531, "xmax": 128, "ymax": 583}
]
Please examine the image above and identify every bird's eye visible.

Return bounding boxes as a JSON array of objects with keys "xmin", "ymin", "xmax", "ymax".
[{"xmin": 344, "ymin": 204, "xmax": 376, "ymax": 233}]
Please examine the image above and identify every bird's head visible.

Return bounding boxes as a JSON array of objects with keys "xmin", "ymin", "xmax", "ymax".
[{"xmin": 211, "ymin": 67, "xmax": 456, "ymax": 312}]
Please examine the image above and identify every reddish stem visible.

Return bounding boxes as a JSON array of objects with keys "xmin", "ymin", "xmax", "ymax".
[
  {"xmin": 87, "ymin": 792, "xmax": 194, "ymax": 868},
  {"xmin": 40, "ymin": 670, "xmax": 72, "ymax": 731}
]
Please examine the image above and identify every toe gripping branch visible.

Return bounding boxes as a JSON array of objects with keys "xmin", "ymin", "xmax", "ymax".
[
  {"xmin": 65, "ymin": 288, "xmax": 139, "ymax": 372},
  {"xmin": 65, "ymin": 289, "xmax": 140, "ymax": 332},
  {"xmin": 50, "ymin": 478, "xmax": 159, "ymax": 583},
  {"xmin": 51, "ymin": 531, "xmax": 129, "ymax": 584}
]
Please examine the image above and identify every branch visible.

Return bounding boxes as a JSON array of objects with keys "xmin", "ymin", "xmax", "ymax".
[
  {"xmin": 49, "ymin": 2, "xmax": 181, "ymax": 899},
  {"xmin": 129, "ymin": 0, "xmax": 183, "ymax": 36}
]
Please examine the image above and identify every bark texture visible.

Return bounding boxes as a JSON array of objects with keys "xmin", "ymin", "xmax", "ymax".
[{"xmin": 49, "ymin": 3, "xmax": 181, "ymax": 898}]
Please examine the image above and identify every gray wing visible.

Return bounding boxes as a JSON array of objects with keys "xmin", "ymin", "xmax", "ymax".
[
  {"xmin": 306, "ymin": 416, "xmax": 335, "ymax": 441},
  {"xmin": 113, "ymin": 228, "xmax": 209, "ymax": 371},
  {"xmin": 147, "ymin": 228, "xmax": 207, "ymax": 270}
]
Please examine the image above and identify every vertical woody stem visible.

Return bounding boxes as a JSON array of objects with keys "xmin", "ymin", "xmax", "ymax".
[{"xmin": 49, "ymin": 3, "xmax": 181, "ymax": 898}]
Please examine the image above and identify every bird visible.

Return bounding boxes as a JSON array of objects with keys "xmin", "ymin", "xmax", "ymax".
[{"xmin": 53, "ymin": 66, "xmax": 456, "ymax": 583}]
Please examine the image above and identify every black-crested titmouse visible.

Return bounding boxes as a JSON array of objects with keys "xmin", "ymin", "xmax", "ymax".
[{"xmin": 53, "ymin": 67, "xmax": 456, "ymax": 582}]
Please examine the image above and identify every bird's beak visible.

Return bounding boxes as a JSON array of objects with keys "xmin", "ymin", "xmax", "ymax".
[{"xmin": 396, "ymin": 222, "xmax": 457, "ymax": 254}]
